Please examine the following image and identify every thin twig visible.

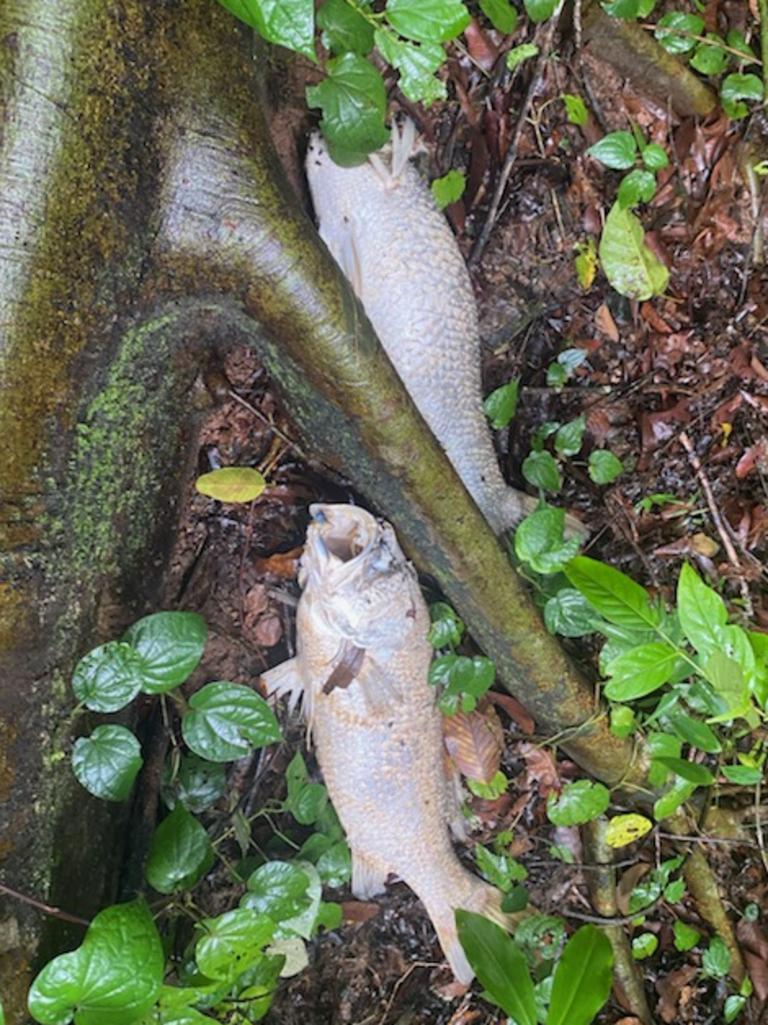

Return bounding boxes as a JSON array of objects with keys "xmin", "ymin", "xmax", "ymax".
[
  {"xmin": 755, "ymin": 778, "xmax": 768, "ymax": 876},
  {"xmin": 228, "ymin": 388, "xmax": 307, "ymax": 459},
  {"xmin": 0, "ymin": 881, "xmax": 90, "ymax": 926},
  {"xmin": 678, "ymin": 430, "xmax": 753, "ymax": 615},
  {"xmin": 469, "ymin": 0, "xmax": 567, "ymax": 266}
]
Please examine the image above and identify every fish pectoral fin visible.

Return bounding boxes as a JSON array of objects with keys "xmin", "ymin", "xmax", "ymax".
[
  {"xmin": 261, "ymin": 658, "xmax": 305, "ymax": 714},
  {"xmin": 319, "ymin": 218, "xmax": 364, "ymax": 299},
  {"xmin": 351, "ymin": 849, "xmax": 388, "ymax": 900},
  {"xmin": 322, "ymin": 641, "xmax": 366, "ymax": 695}
]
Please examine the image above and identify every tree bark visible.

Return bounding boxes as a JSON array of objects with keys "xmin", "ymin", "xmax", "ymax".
[{"xmin": 0, "ymin": 1, "xmax": 649, "ymax": 1014}]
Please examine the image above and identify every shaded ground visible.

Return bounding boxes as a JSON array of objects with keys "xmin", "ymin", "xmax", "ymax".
[{"xmin": 155, "ymin": 15, "xmax": 768, "ymax": 1025}]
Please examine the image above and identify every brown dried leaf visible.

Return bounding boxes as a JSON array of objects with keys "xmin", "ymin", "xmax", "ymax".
[
  {"xmin": 656, "ymin": 965, "xmax": 698, "ymax": 1023},
  {"xmin": 252, "ymin": 547, "xmax": 302, "ymax": 580},
  {"xmin": 519, "ymin": 742, "xmax": 559, "ymax": 795},
  {"xmin": 251, "ymin": 613, "xmax": 283, "ymax": 648},
  {"xmin": 736, "ymin": 438, "xmax": 768, "ymax": 479},
  {"xmin": 488, "ymin": 690, "xmax": 534, "ymax": 734},
  {"xmin": 243, "ymin": 583, "xmax": 269, "ymax": 619},
  {"xmin": 464, "ymin": 18, "xmax": 498, "ymax": 68},
  {"xmin": 640, "ymin": 399, "xmax": 690, "ymax": 452},
  {"xmin": 736, "ymin": 920, "xmax": 768, "ymax": 1004},
  {"xmin": 595, "ymin": 303, "xmax": 619, "ymax": 342},
  {"xmin": 342, "ymin": 901, "xmax": 381, "ymax": 925},
  {"xmin": 443, "ymin": 703, "xmax": 503, "ymax": 783},
  {"xmin": 616, "ymin": 862, "xmax": 650, "ymax": 915}
]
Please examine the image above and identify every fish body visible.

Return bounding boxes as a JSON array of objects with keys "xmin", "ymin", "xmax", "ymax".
[
  {"xmin": 264, "ymin": 504, "xmax": 505, "ymax": 982},
  {"xmin": 305, "ymin": 122, "xmax": 532, "ymax": 535}
]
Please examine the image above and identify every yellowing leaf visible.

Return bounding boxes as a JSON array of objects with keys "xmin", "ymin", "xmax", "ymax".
[
  {"xmin": 599, "ymin": 201, "xmax": 669, "ymax": 301},
  {"xmin": 195, "ymin": 467, "xmax": 266, "ymax": 503},
  {"xmin": 574, "ymin": 239, "xmax": 597, "ymax": 290},
  {"xmin": 605, "ymin": 813, "xmax": 652, "ymax": 848}
]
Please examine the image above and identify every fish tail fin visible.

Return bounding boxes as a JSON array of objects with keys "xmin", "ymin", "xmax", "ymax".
[
  {"xmin": 426, "ymin": 879, "xmax": 513, "ymax": 985},
  {"xmin": 500, "ymin": 489, "xmax": 587, "ymax": 540}
]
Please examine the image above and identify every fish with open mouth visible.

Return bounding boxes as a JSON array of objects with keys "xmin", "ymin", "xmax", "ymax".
[{"xmin": 263, "ymin": 503, "xmax": 507, "ymax": 983}]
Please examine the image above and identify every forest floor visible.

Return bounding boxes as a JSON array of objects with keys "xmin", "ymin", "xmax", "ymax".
[{"xmin": 160, "ymin": 11, "xmax": 768, "ymax": 1024}]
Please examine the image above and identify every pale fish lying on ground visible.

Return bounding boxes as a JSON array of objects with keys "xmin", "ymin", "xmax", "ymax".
[
  {"xmin": 263, "ymin": 504, "xmax": 508, "ymax": 983},
  {"xmin": 306, "ymin": 120, "xmax": 584, "ymax": 537}
]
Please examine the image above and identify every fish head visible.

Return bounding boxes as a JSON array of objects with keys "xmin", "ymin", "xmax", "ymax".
[{"xmin": 300, "ymin": 504, "xmax": 423, "ymax": 652}]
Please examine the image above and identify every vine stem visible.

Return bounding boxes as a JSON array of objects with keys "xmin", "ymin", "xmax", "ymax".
[
  {"xmin": 0, "ymin": 881, "xmax": 90, "ymax": 927},
  {"xmin": 760, "ymin": 0, "xmax": 768, "ymax": 100}
]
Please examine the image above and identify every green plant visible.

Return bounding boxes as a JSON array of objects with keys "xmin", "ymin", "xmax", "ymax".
[{"xmin": 427, "ymin": 602, "xmax": 496, "ymax": 713}]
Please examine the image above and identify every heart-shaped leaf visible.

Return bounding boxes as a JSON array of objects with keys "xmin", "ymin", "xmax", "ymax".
[
  {"xmin": 182, "ymin": 682, "xmax": 280, "ymax": 762},
  {"xmin": 145, "ymin": 805, "xmax": 215, "ymax": 894},
  {"xmin": 123, "ymin": 611, "xmax": 207, "ymax": 693},
  {"xmin": 72, "ymin": 726, "xmax": 143, "ymax": 802}
]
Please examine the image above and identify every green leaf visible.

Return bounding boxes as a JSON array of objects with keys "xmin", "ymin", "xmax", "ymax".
[
  {"xmin": 654, "ymin": 12, "xmax": 704, "ymax": 54},
  {"xmin": 555, "ymin": 415, "xmax": 586, "ymax": 456},
  {"xmin": 702, "ymin": 935, "xmax": 731, "ymax": 979},
  {"xmin": 599, "ymin": 201, "xmax": 669, "ymax": 300},
  {"xmin": 653, "ymin": 778, "xmax": 696, "ymax": 820},
  {"xmin": 721, "ymin": 764, "xmax": 763, "ymax": 785},
  {"xmin": 28, "ymin": 901, "xmax": 163, "ymax": 1025},
  {"xmin": 506, "ymin": 42, "xmax": 539, "ymax": 70},
  {"xmin": 547, "ymin": 925, "xmax": 613, "ymax": 1025},
  {"xmin": 543, "ymin": 588, "xmax": 596, "ymax": 637},
  {"xmin": 724, "ymin": 994, "xmax": 748, "ymax": 1023},
  {"xmin": 515, "ymin": 506, "xmax": 580, "ymax": 575},
  {"xmin": 456, "ymin": 911, "xmax": 537, "ymax": 1025},
  {"xmin": 664, "ymin": 877, "xmax": 685, "ymax": 903},
  {"xmin": 705, "ymin": 651, "xmax": 748, "ymax": 717},
  {"xmin": 216, "ymin": 0, "xmax": 316, "ymax": 60},
  {"xmin": 604, "ymin": 642, "xmax": 679, "ymax": 700},
  {"xmin": 667, "ymin": 713, "xmax": 721, "ymax": 753},
  {"xmin": 721, "ymin": 73, "xmax": 764, "ymax": 120},
  {"xmin": 677, "ymin": 563, "xmax": 727, "ymax": 658},
  {"xmin": 72, "ymin": 725, "xmax": 143, "ymax": 803},
  {"xmin": 673, "ymin": 920, "xmax": 700, "ymax": 952},
  {"xmin": 632, "ymin": 932, "xmax": 658, "ymax": 959},
  {"xmin": 433, "ymin": 654, "xmax": 496, "ymax": 700},
  {"xmin": 71, "ymin": 642, "xmax": 144, "ymax": 713},
  {"xmin": 195, "ymin": 909, "xmax": 275, "ymax": 983},
  {"xmin": 480, "ymin": 0, "xmax": 518, "ymax": 33},
  {"xmin": 523, "ymin": 450, "xmax": 562, "ymax": 493},
  {"xmin": 547, "ymin": 780, "xmax": 610, "ymax": 826},
  {"xmin": 588, "ymin": 449, "xmax": 624, "ymax": 483},
  {"xmin": 242, "ymin": 861, "xmax": 313, "ymax": 923},
  {"xmin": 163, "ymin": 754, "xmax": 227, "ymax": 813},
  {"xmin": 653, "ymin": 757, "xmax": 714, "ymax": 786},
  {"xmin": 317, "ymin": 0, "xmax": 375, "ymax": 54},
  {"xmin": 182, "ymin": 682, "xmax": 281, "ymax": 762},
  {"xmin": 565, "ymin": 556, "xmax": 659, "ymax": 630},
  {"xmin": 146, "ymin": 805, "xmax": 215, "ymax": 894},
  {"xmin": 428, "ymin": 602, "xmax": 465, "ymax": 648},
  {"xmin": 502, "ymin": 885, "xmax": 530, "ymax": 913},
  {"xmin": 291, "ymin": 783, "xmax": 329, "ymax": 826},
  {"xmin": 373, "ymin": 29, "xmax": 446, "ymax": 105},
  {"xmin": 315, "ymin": 839, "xmax": 352, "ymax": 887},
  {"xmin": 586, "ymin": 130, "xmax": 637, "ymax": 170},
  {"xmin": 690, "ymin": 34, "xmax": 728, "ymax": 75},
  {"xmin": 430, "ymin": 169, "xmax": 466, "ymax": 210},
  {"xmin": 601, "ymin": 0, "xmax": 643, "ymax": 19},
  {"xmin": 617, "ymin": 168, "xmax": 657, "ymax": 208},
  {"xmin": 641, "ymin": 143, "xmax": 669, "ymax": 171},
  {"xmin": 123, "ymin": 611, "xmax": 207, "ymax": 693},
  {"xmin": 523, "ymin": 0, "xmax": 557, "ymax": 23},
  {"xmin": 610, "ymin": 704, "xmax": 636, "ymax": 737},
  {"xmin": 562, "ymin": 93, "xmax": 588, "ymax": 126},
  {"xmin": 195, "ymin": 467, "xmax": 266, "ymax": 504},
  {"xmin": 306, "ymin": 54, "xmax": 389, "ymax": 166},
  {"xmin": 484, "ymin": 379, "xmax": 520, "ymax": 429},
  {"xmin": 466, "ymin": 770, "xmax": 509, "ymax": 799},
  {"xmin": 475, "ymin": 845, "xmax": 528, "ymax": 891},
  {"xmin": 385, "ymin": 0, "xmax": 470, "ymax": 43}
]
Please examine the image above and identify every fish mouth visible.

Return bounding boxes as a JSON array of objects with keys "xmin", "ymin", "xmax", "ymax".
[{"xmin": 308, "ymin": 504, "xmax": 379, "ymax": 563}]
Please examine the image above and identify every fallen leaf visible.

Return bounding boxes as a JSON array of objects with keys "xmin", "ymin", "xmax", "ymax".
[
  {"xmin": 710, "ymin": 392, "xmax": 743, "ymax": 431},
  {"xmin": 595, "ymin": 302, "xmax": 620, "ymax": 342},
  {"xmin": 243, "ymin": 584, "xmax": 269, "ymax": 619},
  {"xmin": 519, "ymin": 742, "xmax": 559, "ymax": 795},
  {"xmin": 464, "ymin": 17, "xmax": 498, "ymax": 68},
  {"xmin": 736, "ymin": 438, "xmax": 768, "ymax": 479},
  {"xmin": 443, "ymin": 703, "xmax": 503, "ymax": 783},
  {"xmin": 252, "ymin": 547, "xmax": 302, "ymax": 580},
  {"xmin": 342, "ymin": 901, "xmax": 380, "ymax": 925},
  {"xmin": 656, "ymin": 965, "xmax": 698, "ymax": 1023},
  {"xmin": 640, "ymin": 302, "xmax": 672, "ymax": 333},
  {"xmin": 616, "ymin": 862, "xmax": 650, "ymax": 915},
  {"xmin": 640, "ymin": 399, "xmax": 690, "ymax": 452},
  {"xmin": 488, "ymin": 690, "xmax": 535, "ymax": 734},
  {"xmin": 251, "ymin": 613, "xmax": 283, "ymax": 648},
  {"xmin": 737, "ymin": 919, "xmax": 768, "ymax": 1004}
]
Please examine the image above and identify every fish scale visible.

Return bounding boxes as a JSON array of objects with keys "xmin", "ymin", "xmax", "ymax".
[
  {"xmin": 264, "ymin": 504, "xmax": 507, "ymax": 983},
  {"xmin": 305, "ymin": 122, "xmax": 533, "ymax": 535}
]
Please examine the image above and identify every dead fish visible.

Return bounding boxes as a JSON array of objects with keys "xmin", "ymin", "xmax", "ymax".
[
  {"xmin": 306, "ymin": 121, "xmax": 583, "ymax": 537},
  {"xmin": 263, "ymin": 503, "xmax": 507, "ymax": 983}
]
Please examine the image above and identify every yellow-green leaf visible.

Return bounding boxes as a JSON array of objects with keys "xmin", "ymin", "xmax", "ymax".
[
  {"xmin": 195, "ymin": 467, "xmax": 266, "ymax": 503},
  {"xmin": 605, "ymin": 813, "xmax": 652, "ymax": 848}
]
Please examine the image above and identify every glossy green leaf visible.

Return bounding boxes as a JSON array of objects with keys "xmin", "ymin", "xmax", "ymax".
[
  {"xmin": 242, "ymin": 861, "xmax": 313, "ymax": 923},
  {"xmin": 317, "ymin": 0, "xmax": 375, "ymax": 54},
  {"xmin": 385, "ymin": 0, "xmax": 470, "ymax": 43},
  {"xmin": 182, "ymin": 682, "xmax": 280, "ymax": 762},
  {"xmin": 484, "ymin": 379, "xmax": 519, "ymax": 429},
  {"xmin": 690, "ymin": 34, "xmax": 728, "ymax": 75},
  {"xmin": 216, "ymin": 0, "xmax": 316, "ymax": 60},
  {"xmin": 123, "ymin": 612, "xmax": 207, "ymax": 693},
  {"xmin": 316, "ymin": 840, "xmax": 352, "ymax": 887},
  {"xmin": 72, "ymin": 726, "xmax": 143, "ymax": 802},
  {"xmin": 547, "ymin": 925, "xmax": 613, "ymax": 1025},
  {"xmin": 604, "ymin": 642, "xmax": 679, "ymax": 700},
  {"xmin": 374, "ymin": 29, "xmax": 446, "ymax": 104},
  {"xmin": 724, "ymin": 994, "xmax": 748, "ymax": 1023},
  {"xmin": 632, "ymin": 932, "xmax": 658, "ymax": 959},
  {"xmin": 163, "ymin": 754, "xmax": 227, "ymax": 813},
  {"xmin": 617, "ymin": 168, "xmax": 656, "ymax": 208},
  {"xmin": 721, "ymin": 73, "xmax": 764, "ymax": 120},
  {"xmin": 543, "ymin": 588, "xmax": 596, "ymax": 637},
  {"xmin": 565, "ymin": 556, "xmax": 659, "ymax": 629},
  {"xmin": 480, "ymin": 0, "xmax": 518, "ymax": 33},
  {"xmin": 654, "ymin": 11, "xmax": 704, "ymax": 53},
  {"xmin": 506, "ymin": 42, "xmax": 539, "ymax": 69},
  {"xmin": 430, "ymin": 169, "xmax": 466, "ymax": 210},
  {"xmin": 428, "ymin": 602, "xmax": 465, "ymax": 648},
  {"xmin": 306, "ymin": 54, "xmax": 389, "ymax": 165},
  {"xmin": 523, "ymin": 450, "xmax": 562, "ymax": 492},
  {"xmin": 562, "ymin": 93, "xmax": 588, "ymax": 126},
  {"xmin": 547, "ymin": 780, "xmax": 610, "ymax": 826},
  {"xmin": 667, "ymin": 713, "xmax": 721, "ymax": 753},
  {"xmin": 516, "ymin": 506, "xmax": 580, "ymax": 574},
  {"xmin": 653, "ymin": 757, "xmax": 714, "ymax": 786},
  {"xmin": 599, "ymin": 201, "xmax": 669, "ymax": 300},
  {"xmin": 28, "ymin": 901, "xmax": 163, "ymax": 1025},
  {"xmin": 641, "ymin": 143, "xmax": 669, "ymax": 171},
  {"xmin": 475, "ymin": 845, "xmax": 528, "ymax": 891},
  {"xmin": 456, "ymin": 911, "xmax": 537, "ymax": 1025},
  {"xmin": 195, "ymin": 467, "xmax": 266, "ymax": 504},
  {"xmin": 610, "ymin": 704, "xmax": 636, "ymax": 737},
  {"xmin": 677, "ymin": 563, "xmax": 727, "ymax": 658},
  {"xmin": 586, "ymin": 130, "xmax": 637, "ymax": 169},
  {"xmin": 702, "ymin": 935, "xmax": 731, "ymax": 978},
  {"xmin": 653, "ymin": 778, "xmax": 696, "ymax": 820},
  {"xmin": 146, "ymin": 805, "xmax": 214, "ymax": 894},
  {"xmin": 195, "ymin": 909, "xmax": 275, "ymax": 983},
  {"xmin": 673, "ymin": 920, "xmax": 700, "ymax": 952},
  {"xmin": 554, "ymin": 415, "xmax": 586, "ymax": 456},
  {"xmin": 523, "ymin": 0, "xmax": 558, "ymax": 23},
  {"xmin": 721, "ymin": 764, "xmax": 763, "ymax": 785},
  {"xmin": 71, "ymin": 642, "xmax": 144, "ymax": 713},
  {"xmin": 588, "ymin": 449, "xmax": 624, "ymax": 484}
]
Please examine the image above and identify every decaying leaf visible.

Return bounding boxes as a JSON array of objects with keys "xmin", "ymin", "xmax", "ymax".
[{"xmin": 442, "ymin": 702, "xmax": 504, "ymax": 783}]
